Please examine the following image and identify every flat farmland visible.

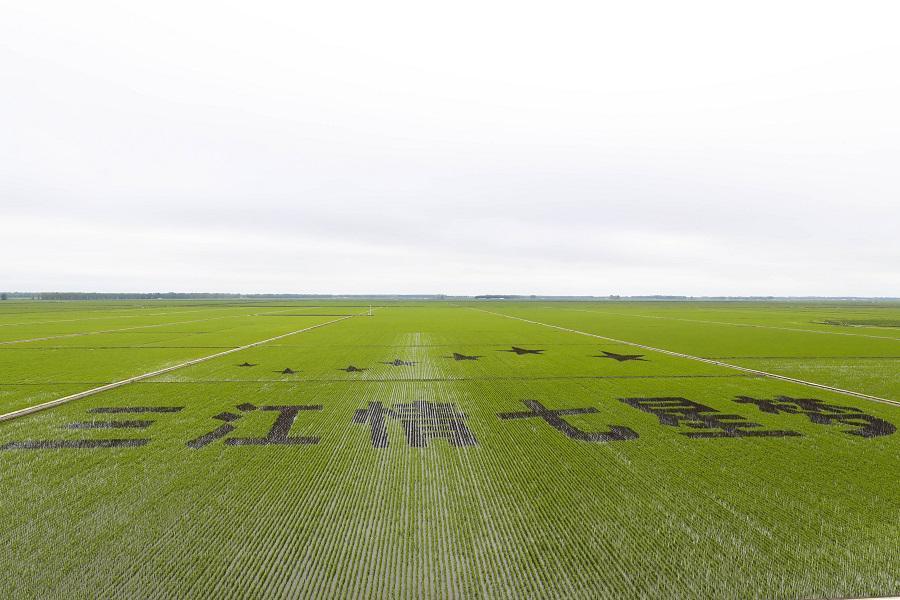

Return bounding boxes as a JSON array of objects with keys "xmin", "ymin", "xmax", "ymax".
[{"xmin": 0, "ymin": 300, "xmax": 897, "ymax": 598}]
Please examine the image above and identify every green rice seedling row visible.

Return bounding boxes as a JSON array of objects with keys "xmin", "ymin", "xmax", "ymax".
[{"xmin": 0, "ymin": 300, "xmax": 897, "ymax": 598}]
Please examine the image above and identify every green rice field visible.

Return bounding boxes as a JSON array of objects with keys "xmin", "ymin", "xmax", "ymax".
[{"xmin": 0, "ymin": 299, "xmax": 897, "ymax": 598}]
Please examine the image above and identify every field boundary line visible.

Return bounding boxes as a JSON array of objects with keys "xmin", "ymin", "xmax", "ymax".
[
  {"xmin": 0, "ymin": 314, "xmax": 360, "ymax": 423},
  {"xmin": 0, "ymin": 307, "xmax": 308, "ymax": 346},
  {"xmin": 473, "ymin": 308, "xmax": 900, "ymax": 408},
  {"xmin": 0, "ymin": 304, "xmax": 253, "ymax": 328},
  {"xmin": 565, "ymin": 308, "xmax": 900, "ymax": 341}
]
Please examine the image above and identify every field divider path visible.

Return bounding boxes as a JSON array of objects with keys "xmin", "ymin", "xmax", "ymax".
[
  {"xmin": 565, "ymin": 308, "xmax": 900, "ymax": 341},
  {"xmin": 0, "ymin": 307, "xmax": 306, "ymax": 345},
  {"xmin": 0, "ymin": 313, "xmax": 361, "ymax": 423},
  {"xmin": 473, "ymin": 308, "xmax": 900, "ymax": 408},
  {"xmin": 0, "ymin": 305, "xmax": 244, "ymax": 328}
]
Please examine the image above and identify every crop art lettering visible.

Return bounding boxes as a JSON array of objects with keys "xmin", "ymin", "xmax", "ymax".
[
  {"xmin": 733, "ymin": 396, "xmax": 895, "ymax": 438},
  {"xmin": 1, "ymin": 395, "xmax": 891, "ymax": 452},
  {"xmin": 0, "ymin": 406, "xmax": 184, "ymax": 450},
  {"xmin": 187, "ymin": 403, "xmax": 322, "ymax": 448},
  {"xmin": 352, "ymin": 401, "xmax": 477, "ymax": 448},
  {"xmin": 620, "ymin": 397, "xmax": 803, "ymax": 438},
  {"xmin": 497, "ymin": 400, "xmax": 637, "ymax": 442}
]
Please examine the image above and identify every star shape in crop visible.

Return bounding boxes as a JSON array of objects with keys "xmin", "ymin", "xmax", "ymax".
[
  {"xmin": 446, "ymin": 352, "xmax": 481, "ymax": 361},
  {"xmin": 499, "ymin": 346, "xmax": 544, "ymax": 355},
  {"xmin": 236, "ymin": 362, "xmax": 257, "ymax": 367},
  {"xmin": 339, "ymin": 365, "xmax": 368, "ymax": 372},
  {"xmin": 276, "ymin": 367, "xmax": 298, "ymax": 374},
  {"xmin": 593, "ymin": 350, "xmax": 646, "ymax": 362},
  {"xmin": 381, "ymin": 359, "xmax": 416, "ymax": 366}
]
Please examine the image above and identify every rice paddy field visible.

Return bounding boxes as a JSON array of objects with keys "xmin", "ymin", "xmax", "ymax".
[{"xmin": 0, "ymin": 299, "xmax": 897, "ymax": 599}]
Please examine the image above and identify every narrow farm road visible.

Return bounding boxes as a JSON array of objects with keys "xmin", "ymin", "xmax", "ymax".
[
  {"xmin": 0, "ymin": 313, "xmax": 362, "ymax": 422},
  {"xmin": 564, "ymin": 308, "xmax": 900, "ymax": 342},
  {"xmin": 0, "ymin": 307, "xmax": 304, "ymax": 345},
  {"xmin": 473, "ymin": 308, "xmax": 900, "ymax": 408}
]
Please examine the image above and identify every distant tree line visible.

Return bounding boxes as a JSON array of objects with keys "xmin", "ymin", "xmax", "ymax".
[
  {"xmin": 1, "ymin": 292, "xmax": 895, "ymax": 302},
  {"xmin": 33, "ymin": 292, "xmax": 246, "ymax": 300},
  {"xmin": 8, "ymin": 293, "xmax": 464, "ymax": 301}
]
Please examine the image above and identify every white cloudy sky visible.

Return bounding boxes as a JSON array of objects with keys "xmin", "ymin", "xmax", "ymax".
[{"xmin": 2, "ymin": 1, "xmax": 899, "ymax": 296}]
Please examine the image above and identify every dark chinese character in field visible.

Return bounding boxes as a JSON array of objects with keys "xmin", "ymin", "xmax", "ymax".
[
  {"xmin": 620, "ymin": 397, "xmax": 800, "ymax": 438},
  {"xmin": 0, "ymin": 406, "xmax": 184, "ymax": 450},
  {"xmin": 187, "ymin": 403, "xmax": 321, "ymax": 448},
  {"xmin": 352, "ymin": 401, "xmax": 477, "ymax": 448},
  {"xmin": 498, "ymin": 400, "xmax": 637, "ymax": 442},
  {"xmin": 351, "ymin": 402, "xmax": 390, "ymax": 447},
  {"xmin": 733, "ymin": 396, "xmax": 895, "ymax": 438}
]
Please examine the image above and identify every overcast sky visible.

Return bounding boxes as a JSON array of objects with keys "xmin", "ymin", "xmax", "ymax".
[{"xmin": 2, "ymin": 1, "xmax": 899, "ymax": 296}]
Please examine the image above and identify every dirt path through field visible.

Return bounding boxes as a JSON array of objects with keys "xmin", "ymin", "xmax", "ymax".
[
  {"xmin": 564, "ymin": 308, "xmax": 900, "ymax": 341},
  {"xmin": 0, "ymin": 313, "xmax": 362, "ymax": 422},
  {"xmin": 474, "ymin": 308, "xmax": 900, "ymax": 408},
  {"xmin": 0, "ymin": 308, "xmax": 303, "ymax": 345}
]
